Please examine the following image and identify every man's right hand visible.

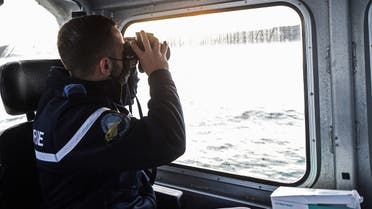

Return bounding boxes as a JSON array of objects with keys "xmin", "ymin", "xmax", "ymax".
[{"xmin": 130, "ymin": 30, "xmax": 169, "ymax": 76}]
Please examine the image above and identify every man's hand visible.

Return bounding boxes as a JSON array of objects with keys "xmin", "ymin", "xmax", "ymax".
[{"xmin": 130, "ymin": 30, "xmax": 169, "ymax": 75}]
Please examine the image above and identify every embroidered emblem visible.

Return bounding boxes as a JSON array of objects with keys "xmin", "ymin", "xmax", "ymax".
[{"xmin": 101, "ymin": 112, "xmax": 130, "ymax": 142}]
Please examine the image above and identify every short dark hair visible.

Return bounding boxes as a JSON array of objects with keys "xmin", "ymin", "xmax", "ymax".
[{"xmin": 57, "ymin": 15, "xmax": 117, "ymax": 78}]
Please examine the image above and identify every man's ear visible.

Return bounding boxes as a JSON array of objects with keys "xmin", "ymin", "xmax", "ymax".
[{"xmin": 99, "ymin": 57, "xmax": 111, "ymax": 76}]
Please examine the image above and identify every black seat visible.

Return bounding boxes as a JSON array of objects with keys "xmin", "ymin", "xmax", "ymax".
[{"xmin": 0, "ymin": 59, "xmax": 63, "ymax": 209}]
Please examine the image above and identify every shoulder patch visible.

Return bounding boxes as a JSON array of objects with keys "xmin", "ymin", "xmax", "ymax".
[{"xmin": 101, "ymin": 112, "xmax": 130, "ymax": 142}]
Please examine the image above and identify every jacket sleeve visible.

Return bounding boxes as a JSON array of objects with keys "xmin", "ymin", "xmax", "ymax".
[{"xmin": 61, "ymin": 70, "xmax": 186, "ymax": 171}]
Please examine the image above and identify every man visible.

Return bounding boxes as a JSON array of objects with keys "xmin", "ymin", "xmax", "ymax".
[{"xmin": 33, "ymin": 15, "xmax": 185, "ymax": 209}]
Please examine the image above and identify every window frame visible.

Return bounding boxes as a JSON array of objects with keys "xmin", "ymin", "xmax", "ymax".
[
  {"xmin": 367, "ymin": 2, "xmax": 372, "ymax": 173},
  {"xmin": 120, "ymin": 0, "xmax": 317, "ymax": 187}
]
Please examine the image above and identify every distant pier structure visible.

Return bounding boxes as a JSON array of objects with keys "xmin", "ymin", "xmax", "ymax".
[
  {"xmin": 169, "ymin": 25, "xmax": 301, "ymax": 47},
  {"xmin": 203, "ymin": 25, "xmax": 301, "ymax": 45}
]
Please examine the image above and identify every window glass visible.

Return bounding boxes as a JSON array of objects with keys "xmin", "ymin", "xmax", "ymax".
[
  {"xmin": 124, "ymin": 6, "xmax": 305, "ymax": 183},
  {"xmin": 0, "ymin": 0, "xmax": 59, "ymax": 131}
]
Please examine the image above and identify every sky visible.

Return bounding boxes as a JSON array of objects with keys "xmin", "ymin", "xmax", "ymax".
[{"xmin": 0, "ymin": 0, "xmax": 59, "ymax": 46}]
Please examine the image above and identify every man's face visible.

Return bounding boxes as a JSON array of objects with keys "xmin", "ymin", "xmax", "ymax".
[{"xmin": 110, "ymin": 27, "xmax": 128, "ymax": 84}]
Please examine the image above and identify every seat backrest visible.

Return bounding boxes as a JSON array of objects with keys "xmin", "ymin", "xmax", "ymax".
[{"xmin": 0, "ymin": 59, "xmax": 63, "ymax": 209}]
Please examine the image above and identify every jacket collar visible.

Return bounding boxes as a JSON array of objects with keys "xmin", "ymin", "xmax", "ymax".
[{"xmin": 70, "ymin": 77, "xmax": 117, "ymax": 99}]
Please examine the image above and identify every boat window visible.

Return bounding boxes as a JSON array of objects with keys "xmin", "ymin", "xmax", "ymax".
[
  {"xmin": 0, "ymin": 0, "xmax": 59, "ymax": 131},
  {"xmin": 124, "ymin": 5, "xmax": 306, "ymax": 183}
]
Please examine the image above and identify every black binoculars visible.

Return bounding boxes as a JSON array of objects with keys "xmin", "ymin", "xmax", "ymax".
[{"xmin": 123, "ymin": 32, "xmax": 170, "ymax": 61}]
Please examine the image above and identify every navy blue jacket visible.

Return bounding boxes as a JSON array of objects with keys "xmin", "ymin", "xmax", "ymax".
[{"xmin": 33, "ymin": 67, "xmax": 185, "ymax": 209}]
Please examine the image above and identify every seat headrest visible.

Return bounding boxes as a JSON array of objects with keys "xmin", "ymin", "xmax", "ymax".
[{"xmin": 0, "ymin": 59, "xmax": 63, "ymax": 115}]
